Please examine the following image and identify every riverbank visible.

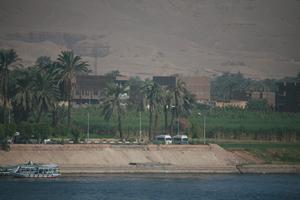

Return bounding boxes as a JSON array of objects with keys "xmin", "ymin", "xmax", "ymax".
[{"xmin": 0, "ymin": 144, "xmax": 299, "ymax": 174}]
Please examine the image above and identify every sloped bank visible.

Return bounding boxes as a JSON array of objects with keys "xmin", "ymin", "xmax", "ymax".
[{"xmin": 0, "ymin": 144, "xmax": 299, "ymax": 174}]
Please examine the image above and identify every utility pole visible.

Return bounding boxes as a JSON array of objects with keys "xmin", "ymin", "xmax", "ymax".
[
  {"xmin": 87, "ymin": 112, "xmax": 90, "ymax": 141},
  {"xmin": 94, "ymin": 48, "xmax": 98, "ymax": 75},
  {"xmin": 203, "ymin": 115, "xmax": 206, "ymax": 145},
  {"xmin": 8, "ymin": 108, "xmax": 10, "ymax": 124},
  {"xmin": 139, "ymin": 111, "xmax": 142, "ymax": 142},
  {"xmin": 177, "ymin": 117, "xmax": 180, "ymax": 136},
  {"xmin": 87, "ymin": 96, "xmax": 91, "ymax": 142},
  {"xmin": 198, "ymin": 112, "xmax": 206, "ymax": 145}
]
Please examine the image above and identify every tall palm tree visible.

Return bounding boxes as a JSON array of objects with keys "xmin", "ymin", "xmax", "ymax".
[
  {"xmin": 36, "ymin": 57, "xmax": 64, "ymax": 126},
  {"xmin": 161, "ymin": 88, "xmax": 173, "ymax": 134},
  {"xmin": 0, "ymin": 49, "xmax": 18, "ymax": 123},
  {"xmin": 55, "ymin": 51, "xmax": 89, "ymax": 128},
  {"xmin": 13, "ymin": 68, "xmax": 35, "ymax": 122},
  {"xmin": 170, "ymin": 79, "xmax": 187, "ymax": 134},
  {"xmin": 101, "ymin": 83, "xmax": 128, "ymax": 140},
  {"xmin": 33, "ymin": 71, "xmax": 60, "ymax": 122},
  {"xmin": 142, "ymin": 80, "xmax": 162, "ymax": 140}
]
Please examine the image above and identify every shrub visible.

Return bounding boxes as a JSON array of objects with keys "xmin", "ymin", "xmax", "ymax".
[
  {"xmin": 246, "ymin": 99, "xmax": 270, "ymax": 112},
  {"xmin": 71, "ymin": 127, "xmax": 82, "ymax": 143}
]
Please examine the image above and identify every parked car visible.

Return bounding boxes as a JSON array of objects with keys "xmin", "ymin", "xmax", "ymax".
[
  {"xmin": 155, "ymin": 135, "xmax": 172, "ymax": 144},
  {"xmin": 172, "ymin": 135, "xmax": 189, "ymax": 144}
]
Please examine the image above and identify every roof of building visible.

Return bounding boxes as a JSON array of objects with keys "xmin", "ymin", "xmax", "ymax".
[{"xmin": 76, "ymin": 75, "xmax": 110, "ymax": 91}]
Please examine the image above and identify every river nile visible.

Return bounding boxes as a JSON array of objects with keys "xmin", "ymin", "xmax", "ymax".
[{"xmin": 0, "ymin": 174, "xmax": 299, "ymax": 200}]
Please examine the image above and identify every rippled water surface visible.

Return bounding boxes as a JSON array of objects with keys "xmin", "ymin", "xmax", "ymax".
[{"xmin": 0, "ymin": 174, "xmax": 300, "ymax": 200}]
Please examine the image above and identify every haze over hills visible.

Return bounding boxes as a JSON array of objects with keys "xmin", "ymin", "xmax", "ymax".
[{"xmin": 0, "ymin": 0, "xmax": 300, "ymax": 79}]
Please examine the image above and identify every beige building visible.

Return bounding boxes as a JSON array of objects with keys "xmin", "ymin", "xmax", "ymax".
[{"xmin": 181, "ymin": 76, "xmax": 211, "ymax": 101}]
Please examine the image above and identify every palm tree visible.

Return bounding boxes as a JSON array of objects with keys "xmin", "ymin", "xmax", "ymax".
[
  {"xmin": 35, "ymin": 57, "xmax": 65, "ymax": 126},
  {"xmin": 181, "ymin": 90, "xmax": 196, "ymax": 116},
  {"xmin": 33, "ymin": 70, "xmax": 60, "ymax": 122},
  {"xmin": 0, "ymin": 49, "xmax": 18, "ymax": 123},
  {"xmin": 161, "ymin": 88, "xmax": 173, "ymax": 134},
  {"xmin": 101, "ymin": 83, "xmax": 128, "ymax": 140},
  {"xmin": 142, "ymin": 80, "xmax": 162, "ymax": 140},
  {"xmin": 55, "ymin": 51, "xmax": 89, "ymax": 128},
  {"xmin": 13, "ymin": 68, "xmax": 35, "ymax": 122},
  {"xmin": 170, "ymin": 79, "xmax": 187, "ymax": 134}
]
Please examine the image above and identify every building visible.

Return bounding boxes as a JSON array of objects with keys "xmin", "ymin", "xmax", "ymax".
[
  {"xmin": 153, "ymin": 75, "xmax": 211, "ymax": 101},
  {"xmin": 276, "ymin": 81, "xmax": 300, "ymax": 112},
  {"xmin": 73, "ymin": 75, "xmax": 130, "ymax": 105},
  {"xmin": 73, "ymin": 75, "xmax": 110, "ymax": 104},
  {"xmin": 249, "ymin": 91, "xmax": 275, "ymax": 109},
  {"xmin": 181, "ymin": 76, "xmax": 211, "ymax": 101},
  {"xmin": 153, "ymin": 76, "xmax": 177, "ymax": 89},
  {"xmin": 116, "ymin": 75, "xmax": 130, "ymax": 85},
  {"xmin": 215, "ymin": 100, "xmax": 248, "ymax": 109}
]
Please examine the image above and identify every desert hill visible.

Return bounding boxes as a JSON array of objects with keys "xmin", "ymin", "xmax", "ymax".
[{"xmin": 0, "ymin": 0, "xmax": 300, "ymax": 79}]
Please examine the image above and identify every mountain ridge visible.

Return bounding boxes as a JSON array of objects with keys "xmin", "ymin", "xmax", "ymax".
[{"xmin": 1, "ymin": 0, "xmax": 300, "ymax": 79}]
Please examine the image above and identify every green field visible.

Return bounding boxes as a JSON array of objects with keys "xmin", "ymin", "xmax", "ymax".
[
  {"xmin": 71, "ymin": 106, "xmax": 300, "ymax": 141},
  {"xmin": 218, "ymin": 141, "xmax": 300, "ymax": 163}
]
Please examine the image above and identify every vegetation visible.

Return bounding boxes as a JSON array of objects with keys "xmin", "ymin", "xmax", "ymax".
[
  {"xmin": 0, "ymin": 49, "xmax": 19, "ymax": 123},
  {"xmin": 101, "ymin": 83, "xmax": 129, "ymax": 140},
  {"xmin": 219, "ymin": 142, "xmax": 300, "ymax": 163},
  {"xmin": 211, "ymin": 72, "xmax": 277, "ymax": 100},
  {"xmin": 0, "ymin": 48, "xmax": 299, "ymax": 146},
  {"xmin": 56, "ymin": 51, "xmax": 89, "ymax": 128}
]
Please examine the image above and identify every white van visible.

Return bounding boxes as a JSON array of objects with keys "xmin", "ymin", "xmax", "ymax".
[
  {"xmin": 155, "ymin": 135, "xmax": 172, "ymax": 144},
  {"xmin": 172, "ymin": 135, "xmax": 189, "ymax": 144}
]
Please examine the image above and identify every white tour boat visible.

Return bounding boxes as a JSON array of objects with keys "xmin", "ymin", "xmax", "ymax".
[{"xmin": 11, "ymin": 161, "xmax": 61, "ymax": 178}]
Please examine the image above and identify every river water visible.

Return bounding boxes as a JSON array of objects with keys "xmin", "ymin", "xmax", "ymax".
[{"xmin": 0, "ymin": 174, "xmax": 299, "ymax": 200}]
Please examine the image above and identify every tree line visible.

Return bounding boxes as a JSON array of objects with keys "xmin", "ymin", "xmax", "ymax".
[{"xmin": 0, "ymin": 49, "xmax": 196, "ymax": 143}]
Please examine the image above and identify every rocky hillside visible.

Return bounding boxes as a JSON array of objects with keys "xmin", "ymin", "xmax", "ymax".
[{"xmin": 1, "ymin": 0, "xmax": 300, "ymax": 78}]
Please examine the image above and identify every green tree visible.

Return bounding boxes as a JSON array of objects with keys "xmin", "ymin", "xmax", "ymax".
[
  {"xmin": 71, "ymin": 126, "xmax": 82, "ymax": 143},
  {"xmin": 142, "ymin": 80, "xmax": 162, "ymax": 140},
  {"xmin": 161, "ymin": 88, "xmax": 173, "ymax": 134},
  {"xmin": 211, "ymin": 72, "xmax": 250, "ymax": 100},
  {"xmin": 35, "ymin": 56, "xmax": 52, "ymax": 69},
  {"xmin": 170, "ymin": 79, "xmax": 187, "ymax": 134},
  {"xmin": 246, "ymin": 99, "xmax": 269, "ymax": 112},
  {"xmin": 33, "ymin": 71, "xmax": 60, "ymax": 122},
  {"xmin": 56, "ymin": 51, "xmax": 89, "ymax": 128},
  {"xmin": 0, "ymin": 49, "xmax": 18, "ymax": 123},
  {"xmin": 101, "ymin": 83, "xmax": 128, "ymax": 140},
  {"xmin": 35, "ymin": 58, "xmax": 67, "ymax": 127},
  {"xmin": 12, "ymin": 68, "xmax": 35, "ymax": 122}
]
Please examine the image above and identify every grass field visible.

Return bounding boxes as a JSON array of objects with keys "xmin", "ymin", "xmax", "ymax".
[
  {"xmin": 71, "ymin": 106, "xmax": 300, "ymax": 141},
  {"xmin": 218, "ymin": 141, "xmax": 300, "ymax": 163}
]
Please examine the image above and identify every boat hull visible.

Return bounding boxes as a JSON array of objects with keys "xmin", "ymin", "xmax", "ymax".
[{"xmin": 11, "ymin": 172, "xmax": 61, "ymax": 178}]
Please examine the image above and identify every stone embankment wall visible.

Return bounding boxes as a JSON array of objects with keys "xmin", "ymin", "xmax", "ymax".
[
  {"xmin": 0, "ymin": 144, "xmax": 239, "ymax": 173},
  {"xmin": 1, "ymin": 144, "xmax": 299, "ymax": 174}
]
